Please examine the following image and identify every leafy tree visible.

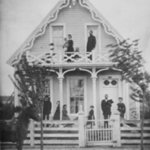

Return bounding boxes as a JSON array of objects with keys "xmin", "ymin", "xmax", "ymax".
[
  {"xmin": 108, "ymin": 39, "xmax": 150, "ymax": 150},
  {"xmin": 10, "ymin": 52, "xmax": 52, "ymax": 150}
]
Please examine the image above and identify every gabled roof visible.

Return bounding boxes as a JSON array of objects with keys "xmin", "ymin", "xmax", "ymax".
[{"xmin": 7, "ymin": 0, "xmax": 124, "ymax": 66}]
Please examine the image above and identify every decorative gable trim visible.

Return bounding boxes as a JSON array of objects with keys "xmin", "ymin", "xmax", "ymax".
[
  {"xmin": 7, "ymin": 0, "xmax": 123, "ymax": 66},
  {"xmin": 79, "ymin": 0, "xmax": 123, "ymax": 42}
]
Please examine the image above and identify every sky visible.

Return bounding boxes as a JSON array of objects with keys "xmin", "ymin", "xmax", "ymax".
[{"xmin": 0, "ymin": 0, "xmax": 150, "ymax": 96}]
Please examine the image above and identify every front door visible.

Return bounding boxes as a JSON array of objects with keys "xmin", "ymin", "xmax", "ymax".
[{"xmin": 99, "ymin": 75, "xmax": 121, "ymax": 119}]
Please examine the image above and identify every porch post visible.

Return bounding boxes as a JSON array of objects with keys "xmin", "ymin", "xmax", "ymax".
[
  {"xmin": 112, "ymin": 113, "xmax": 121, "ymax": 147},
  {"xmin": 79, "ymin": 111, "xmax": 86, "ymax": 147},
  {"xmin": 30, "ymin": 119, "xmax": 35, "ymax": 147},
  {"xmin": 91, "ymin": 68, "xmax": 97, "ymax": 122},
  {"xmin": 58, "ymin": 68, "xmax": 64, "ymax": 120}
]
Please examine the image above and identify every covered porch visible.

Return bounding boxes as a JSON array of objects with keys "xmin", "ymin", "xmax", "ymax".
[
  {"xmin": 30, "ymin": 66, "xmax": 130, "ymax": 122},
  {"xmin": 22, "ymin": 50, "xmax": 140, "ymax": 121}
]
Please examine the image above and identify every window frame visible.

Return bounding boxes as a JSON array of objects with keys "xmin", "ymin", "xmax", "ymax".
[
  {"xmin": 67, "ymin": 76, "xmax": 87, "ymax": 116},
  {"xmin": 50, "ymin": 23, "xmax": 66, "ymax": 52}
]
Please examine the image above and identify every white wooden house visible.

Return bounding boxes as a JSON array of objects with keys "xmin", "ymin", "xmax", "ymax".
[
  {"xmin": 7, "ymin": 0, "xmax": 150, "ymax": 147},
  {"xmin": 8, "ymin": 0, "xmax": 140, "ymax": 125}
]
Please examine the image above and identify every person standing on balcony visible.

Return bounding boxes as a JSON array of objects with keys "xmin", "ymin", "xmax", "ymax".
[
  {"xmin": 49, "ymin": 43, "xmax": 54, "ymax": 51},
  {"xmin": 67, "ymin": 34, "xmax": 74, "ymax": 52},
  {"xmin": 87, "ymin": 30, "xmax": 96, "ymax": 52},
  {"xmin": 65, "ymin": 34, "xmax": 74, "ymax": 62},
  {"xmin": 47, "ymin": 43, "xmax": 55, "ymax": 63},
  {"xmin": 43, "ymin": 95, "xmax": 52, "ymax": 120}
]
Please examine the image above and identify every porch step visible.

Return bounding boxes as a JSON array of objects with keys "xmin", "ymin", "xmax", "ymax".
[{"xmin": 25, "ymin": 127, "xmax": 79, "ymax": 146}]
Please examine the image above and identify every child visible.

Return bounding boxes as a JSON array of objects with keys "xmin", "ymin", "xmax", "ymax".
[
  {"xmin": 87, "ymin": 105, "xmax": 95, "ymax": 128},
  {"xmin": 117, "ymin": 97, "xmax": 126, "ymax": 126},
  {"xmin": 62, "ymin": 104, "xmax": 70, "ymax": 120}
]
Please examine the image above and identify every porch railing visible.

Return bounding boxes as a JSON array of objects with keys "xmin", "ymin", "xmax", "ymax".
[
  {"xmin": 78, "ymin": 112, "xmax": 121, "ymax": 147},
  {"xmin": 23, "ymin": 113, "xmax": 121, "ymax": 147},
  {"xmin": 26, "ymin": 50, "xmax": 111, "ymax": 66},
  {"xmin": 85, "ymin": 119, "xmax": 113, "ymax": 144},
  {"xmin": 26, "ymin": 120, "xmax": 79, "ymax": 146}
]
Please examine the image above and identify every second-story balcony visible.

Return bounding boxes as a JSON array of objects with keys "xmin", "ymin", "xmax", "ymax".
[{"xmin": 26, "ymin": 50, "xmax": 113, "ymax": 67}]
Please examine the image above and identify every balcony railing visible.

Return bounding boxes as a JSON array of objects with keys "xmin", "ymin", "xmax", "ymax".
[{"xmin": 26, "ymin": 50, "xmax": 112, "ymax": 66}]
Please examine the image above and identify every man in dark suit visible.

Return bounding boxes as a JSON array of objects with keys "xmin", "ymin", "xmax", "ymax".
[
  {"xmin": 87, "ymin": 30, "xmax": 96, "ymax": 52},
  {"xmin": 66, "ymin": 34, "xmax": 74, "ymax": 62},
  {"xmin": 101, "ymin": 94, "xmax": 113, "ymax": 127}
]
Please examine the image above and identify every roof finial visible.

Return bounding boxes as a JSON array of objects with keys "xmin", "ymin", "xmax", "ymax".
[
  {"xmin": 69, "ymin": 0, "xmax": 76, "ymax": 8},
  {"xmin": 72, "ymin": 0, "xmax": 76, "ymax": 6}
]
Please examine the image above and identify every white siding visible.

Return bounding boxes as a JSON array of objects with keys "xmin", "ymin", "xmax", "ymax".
[{"xmin": 30, "ymin": 2, "xmax": 117, "ymax": 54}]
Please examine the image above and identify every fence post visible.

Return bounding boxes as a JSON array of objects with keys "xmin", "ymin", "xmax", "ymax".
[
  {"xmin": 78, "ymin": 110, "xmax": 86, "ymax": 147},
  {"xmin": 112, "ymin": 113, "xmax": 121, "ymax": 147},
  {"xmin": 30, "ymin": 119, "xmax": 35, "ymax": 147}
]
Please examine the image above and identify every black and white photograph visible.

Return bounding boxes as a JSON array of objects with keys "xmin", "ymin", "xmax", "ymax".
[{"xmin": 0, "ymin": 0, "xmax": 150, "ymax": 150}]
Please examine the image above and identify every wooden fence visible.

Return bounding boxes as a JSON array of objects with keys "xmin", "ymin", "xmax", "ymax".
[
  {"xmin": 121, "ymin": 120, "xmax": 150, "ymax": 145},
  {"xmin": 1, "ymin": 115, "xmax": 150, "ymax": 148},
  {"xmin": 84, "ymin": 114, "xmax": 120, "ymax": 147},
  {"xmin": 24, "ymin": 120, "xmax": 79, "ymax": 146}
]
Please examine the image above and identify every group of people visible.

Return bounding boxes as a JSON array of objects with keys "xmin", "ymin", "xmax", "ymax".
[
  {"xmin": 101, "ymin": 94, "xmax": 126, "ymax": 119},
  {"xmin": 63, "ymin": 30, "xmax": 96, "ymax": 52},
  {"xmin": 87, "ymin": 94, "xmax": 126, "ymax": 128},
  {"xmin": 43, "ymin": 94, "xmax": 126, "ymax": 127},
  {"xmin": 43, "ymin": 97, "xmax": 70, "ymax": 121},
  {"xmin": 49, "ymin": 30, "xmax": 96, "ymax": 54},
  {"xmin": 63, "ymin": 34, "xmax": 74, "ymax": 52}
]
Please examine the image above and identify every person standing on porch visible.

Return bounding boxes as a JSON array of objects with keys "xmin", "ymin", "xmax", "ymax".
[
  {"xmin": 65, "ymin": 34, "xmax": 74, "ymax": 62},
  {"xmin": 87, "ymin": 105, "xmax": 95, "ymax": 128},
  {"xmin": 86, "ymin": 30, "xmax": 96, "ymax": 52},
  {"xmin": 101, "ymin": 94, "xmax": 113, "ymax": 127},
  {"xmin": 62, "ymin": 104, "xmax": 70, "ymax": 120},
  {"xmin": 117, "ymin": 97, "xmax": 126, "ymax": 126},
  {"xmin": 43, "ymin": 95, "xmax": 52, "ymax": 120},
  {"xmin": 53, "ymin": 101, "xmax": 60, "ymax": 120}
]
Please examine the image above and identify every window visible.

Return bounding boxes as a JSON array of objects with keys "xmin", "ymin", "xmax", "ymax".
[
  {"xmin": 69, "ymin": 78, "xmax": 84, "ymax": 114},
  {"xmin": 51, "ymin": 26, "xmax": 64, "ymax": 52}
]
